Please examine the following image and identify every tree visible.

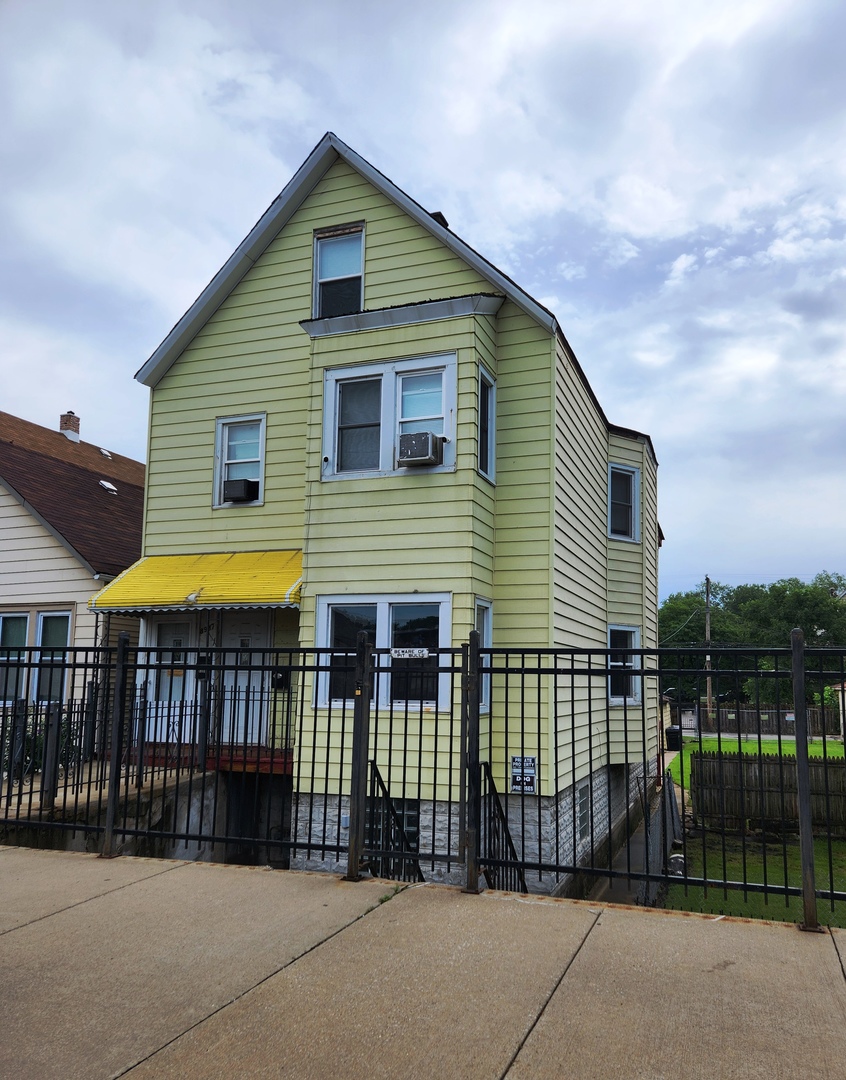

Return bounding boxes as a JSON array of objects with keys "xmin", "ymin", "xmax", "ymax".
[
  {"xmin": 660, "ymin": 573, "xmax": 846, "ymax": 650},
  {"xmin": 658, "ymin": 573, "xmax": 846, "ymax": 705}
]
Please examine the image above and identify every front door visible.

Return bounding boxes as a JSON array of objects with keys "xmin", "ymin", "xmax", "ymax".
[
  {"xmin": 147, "ymin": 621, "xmax": 195, "ymax": 747},
  {"xmin": 220, "ymin": 613, "xmax": 269, "ymax": 746}
]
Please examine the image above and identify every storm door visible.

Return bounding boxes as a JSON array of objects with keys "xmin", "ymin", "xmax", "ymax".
[
  {"xmin": 147, "ymin": 621, "xmax": 196, "ymax": 746},
  {"xmin": 220, "ymin": 613, "xmax": 269, "ymax": 746}
]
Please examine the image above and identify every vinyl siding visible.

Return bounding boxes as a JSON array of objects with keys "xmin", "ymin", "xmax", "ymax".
[
  {"xmin": 0, "ymin": 490, "xmax": 102, "ymax": 647},
  {"xmin": 143, "ymin": 158, "xmax": 492, "ymax": 559},
  {"xmin": 606, "ymin": 432, "xmax": 660, "ymax": 767},
  {"xmin": 552, "ymin": 337, "xmax": 608, "ymax": 648},
  {"xmin": 490, "ymin": 304, "xmax": 553, "ymax": 646},
  {"xmin": 138, "ymin": 152, "xmax": 660, "ymax": 798},
  {"xmin": 299, "ymin": 312, "xmax": 497, "ymax": 650},
  {"xmin": 606, "ymin": 432, "xmax": 658, "ymax": 636}
]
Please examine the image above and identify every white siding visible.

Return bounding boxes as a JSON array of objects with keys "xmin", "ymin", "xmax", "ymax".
[{"xmin": 0, "ymin": 490, "xmax": 103, "ymax": 647}]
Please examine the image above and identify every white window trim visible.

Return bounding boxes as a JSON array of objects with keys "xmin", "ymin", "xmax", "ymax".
[
  {"xmin": 139, "ymin": 615, "xmax": 198, "ymax": 702},
  {"xmin": 474, "ymin": 598, "xmax": 492, "ymax": 710},
  {"xmin": 608, "ymin": 463, "xmax": 640, "ymax": 542},
  {"xmin": 34, "ymin": 611, "xmax": 71, "ymax": 702},
  {"xmin": 316, "ymin": 592, "xmax": 452, "ymax": 708},
  {"xmin": 0, "ymin": 612, "xmax": 30, "ymax": 705},
  {"xmin": 0, "ymin": 611, "xmax": 73, "ymax": 704},
  {"xmin": 322, "ymin": 354, "xmax": 456, "ymax": 480},
  {"xmin": 213, "ymin": 413, "xmax": 266, "ymax": 508},
  {"xmin": 0, "ymin": 612, "xmax": 30, "ymax": 643},
  {"xmin": 608, "ymin": 624, "xmax": 641, "ymax": 706},
  {"xmin": 313, "ymin": 226, "xmax": 364, "ymax": 319},
  {"xmin": 478, "ymin": 366, "xmax": 496, "ymax": 482}
]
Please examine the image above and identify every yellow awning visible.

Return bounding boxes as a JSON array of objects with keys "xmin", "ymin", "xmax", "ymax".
[{"xmin": 89, "ymin": 551, "xmax": 302, "ymax": 613}]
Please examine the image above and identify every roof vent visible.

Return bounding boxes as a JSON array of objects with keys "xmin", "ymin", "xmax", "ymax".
[
  {"xmin": 60, "ymin": 411, "xmax": 80, "ymax": 442},
  {"xmin": 99, "ymin": 448, "xmax": 112, "ymax": 458},
  {"xmin": 99, "ymin": 480, "xmax": 118, "ymax": 495},
  {"xmin": 429, "ymin": 211, "xmax": 449, "ymax": 229}
]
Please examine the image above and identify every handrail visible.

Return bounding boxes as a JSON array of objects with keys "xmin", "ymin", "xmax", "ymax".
[
  {"xmin": 367, "ymin": 761, "xmax": 425, "ymax": 882},
  {"xmin": 481, "ymin": 761, "xmax": 528, "ymax": 894}
]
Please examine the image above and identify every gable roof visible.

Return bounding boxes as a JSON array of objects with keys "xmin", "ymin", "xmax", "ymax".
[
  {"xmin": 0, "ymin": 412, "xmax": 145, "ymax": 578},
  {"xmin": 136, "ymin": 132, "xmax": 557, "ymax": 389},
  {"xmin": 135, "ymin": 132, "xmax": 656, "ymax": 463}
]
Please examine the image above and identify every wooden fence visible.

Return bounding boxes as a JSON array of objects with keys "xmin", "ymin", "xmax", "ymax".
[
  {"xmin": 689, "ymin": 751, "xmax": 846, "ymax": 834},
  {"xmin": 694, "ymin": 708, "xmax": 840, "ymax": 738}
]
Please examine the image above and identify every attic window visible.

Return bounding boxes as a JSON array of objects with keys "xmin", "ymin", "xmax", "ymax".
[
  {"xmin": 99, "ymin": 480, "xmax": 118, "ymax": 495},
  {"xmin": 314, "ymin": 226, "xmax": 363, "ymax": 319},
  {"xmin": 99, "ymin": 448, "xmax": 112, "ymax": 458}
]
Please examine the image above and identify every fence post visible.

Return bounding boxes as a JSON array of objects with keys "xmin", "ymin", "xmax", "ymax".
[
  {"xmin": 101, "ymin": 632, "xmax": 130, "ymax": 859},
  {"xmin": 11, "ymin": 699, "xmax": 27, "ymax": 784},
  {"xmin": 83, "ymin": 679, "xmax": 97, "ymax": 761},
  {"xmin": 344, "ymin": 632, "xmax": 372, "ymax": 882},
  {"xmin": 464, "ymin": 631, "xmax": 482, "ymax": 893},
  {"xmin": 41, "ymin": 703, "xmax": 61, "ymax": 812},
  {"xmin": 790, "ymin": 628, "xmax": 820, "ymax": 931}
]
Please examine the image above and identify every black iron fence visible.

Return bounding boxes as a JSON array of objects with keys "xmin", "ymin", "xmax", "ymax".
[{"xmin": 3, "ymin": 630, "xmax": 846, "ymax": 927}]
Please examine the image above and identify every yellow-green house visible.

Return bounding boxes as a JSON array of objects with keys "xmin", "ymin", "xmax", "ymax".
[{"xmin": 91, "ymin": 134, "xmax": 659, "ymax": 880}]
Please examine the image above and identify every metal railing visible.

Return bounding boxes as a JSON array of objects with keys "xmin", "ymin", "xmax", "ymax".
[{"xmin": 3, "ymin": 631, "xmax": 846, "ymax": 927}]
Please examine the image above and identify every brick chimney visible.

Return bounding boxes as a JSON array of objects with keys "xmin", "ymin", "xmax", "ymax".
[{"xmin": 60, "ymin": 411, "xmax": 80, "ymax": 442}]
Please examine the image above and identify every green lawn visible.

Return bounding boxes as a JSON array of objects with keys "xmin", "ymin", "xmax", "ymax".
[
  {"xmin": 667, "ymin": 735, "xmax": 844, "ymax": 788},
  {"xmin": 662, "ymin": 834, "xmax": 846, "ymax": 927}
]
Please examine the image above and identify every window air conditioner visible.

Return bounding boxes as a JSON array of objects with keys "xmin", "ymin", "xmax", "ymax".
[
  {"xmin": 223, "ymin": 479, "xmax": 260, "ymax": 502},
  {"xmin": 398, "ymin": 431, "xmax": 444, "ymax": 467}
]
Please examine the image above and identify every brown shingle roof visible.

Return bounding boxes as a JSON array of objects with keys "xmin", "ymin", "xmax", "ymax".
[{"xmin": 0, "ymin": 412, "xmax": 144, "ymax": 578}]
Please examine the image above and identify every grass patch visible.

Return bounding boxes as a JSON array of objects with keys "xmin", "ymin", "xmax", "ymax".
[
  {"xmin": 662, "ymin": 833, "xmax": 846, "ymax": 926},
  {"xmin": 667, "ymin": 736, "xmax": 844, "ymax": 788}
]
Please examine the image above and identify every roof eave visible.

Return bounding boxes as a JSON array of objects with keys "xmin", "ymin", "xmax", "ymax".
[
  {"xmin": 0, "ymin": 473, "xmax": 99, "ymax": 578},
  {"xmin": 135, "ymin": 132, "xmax": 557, "ymax": 389},
  {"xmin": 135, "ymin": 133, "xmax": 342, "ymax": 388}
]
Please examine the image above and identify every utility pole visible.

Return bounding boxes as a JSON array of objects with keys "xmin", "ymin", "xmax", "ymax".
[{"xmin": 705, "ymin": 575, "xmax": 713, "ymax": 721}]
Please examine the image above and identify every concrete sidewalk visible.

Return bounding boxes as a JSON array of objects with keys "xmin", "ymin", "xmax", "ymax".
[{"xmin": 1, "ymin": 847, "xmax": 845, "ymax": 1079}]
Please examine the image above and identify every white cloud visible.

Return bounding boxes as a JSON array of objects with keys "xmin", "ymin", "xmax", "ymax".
[
  {"xmin": 665, "ymin": 252, "xmax": 698, "ymax": 287},
  {"xmin": 2, "ymin": 0, "xmax": 846, "ymax": 599},
  {"xmin": 1, "ymin": 11, "xmax": 306, "ymax": 317},
  {"xmin": 557, "ymin": 261, "xmax": 586, "ymax": 282},
  {"xmin": 603, "ymin": 237, "xmax": 640, "ymax": 268},
  {"xmin": 0, "ymin": 314, "xmax": 148, "ymax": 460}
]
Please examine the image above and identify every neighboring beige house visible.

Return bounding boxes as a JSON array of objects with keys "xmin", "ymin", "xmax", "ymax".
[
  {"xmin": 0, "ymin": 410, "xmax": 144, "ymax": 662},
  {"xmin": 90, "ymin": 134, "xmax": 659, "ymax": 877}
]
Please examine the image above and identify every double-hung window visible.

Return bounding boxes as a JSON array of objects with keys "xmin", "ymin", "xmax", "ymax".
[
  {"xmin": 608, "ymin": 464, "xmax": 639, "ymax": 541},
  {"xmin": 478, "ymin": 367, "xmax": 496, "ymax": 481},
  {"xmin": 323, "ymin": 354, "xmax": 456, "ymax": 478},
  {"xmin": 608, "ymin": 625, "xmax": 640, "ymax": 705},
  {"xmin": 319, "ymin": 594, "xmax": 450, "ymax": 708},
  {"xmin": 474, "ymin": 599, "xmax": 492, "ymax": 709},
  {"xmin": 0, "ymin": 613, "xmax": 28, "ymax": 702},
  {"xmin": 214, "ymin": 414, "xmax": 266, "ymax": 506},
  {"xmin": 0, "ymin": 612, "xmax": 70, "ymax": 703},
  {"xmin": 35, "ymin": 613, "xmax": 70, "ymax": 702},
  {"xmin": 314, "ymin": 227, "xmax": 363, "ymax": 319}
]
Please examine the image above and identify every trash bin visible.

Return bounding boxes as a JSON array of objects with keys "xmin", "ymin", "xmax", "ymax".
[{"xmin": 665, "ymin": 725, "xmax": 681, "ymax": 752}]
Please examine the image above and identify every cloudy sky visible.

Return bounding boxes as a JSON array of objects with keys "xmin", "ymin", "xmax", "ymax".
[{"xmin": 2, "ymin": 0, "xmax": 844, "ymax": 601}]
